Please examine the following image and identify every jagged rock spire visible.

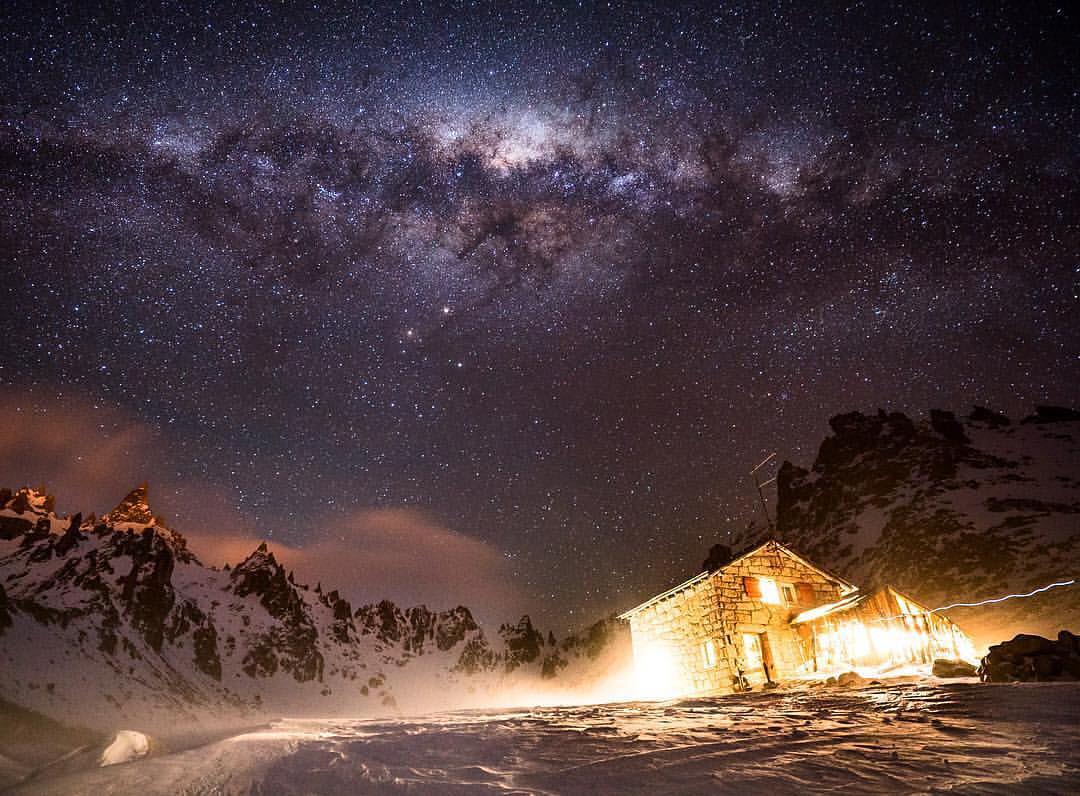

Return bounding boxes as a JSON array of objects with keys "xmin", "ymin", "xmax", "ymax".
[
  {"xmin": 102, "ymin": 483, "xmax": 157, "ymax": 526},
  {"xmin": 1, "ymin": 487, "xmax": 56, "ymax": 516}
]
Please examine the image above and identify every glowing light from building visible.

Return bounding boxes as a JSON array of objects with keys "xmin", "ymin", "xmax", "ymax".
[
  {"xmin": 632, "ymin": 640, "xmax": 686, "ymax": 700},
  {"xmin": 758, "ymin": 577, "xmax": 783, "ymax": 605}
]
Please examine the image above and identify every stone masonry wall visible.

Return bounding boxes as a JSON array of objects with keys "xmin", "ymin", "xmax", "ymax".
[
  {"xmin": 629, "ymin": 577, "xmax": 735, "ymax": 694},
  {"xmin": 628, "ymin": 542, "xmax": 852, "ymax": 696},
  {"xmin": 711, "ymin": 543, "xmax": 848, "ymax": 686}
]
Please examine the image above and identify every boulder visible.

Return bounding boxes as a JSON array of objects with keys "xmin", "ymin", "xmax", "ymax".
[
  {"xmin": 932, "ymin": 659, "xmax": 977, "ymax": 678},
  {"xmin": 978, "ymin": 631, "xmax": 1080, "ymax": 682},
  {"xmin": 836, "ymin": 671, "xmax": 866, "ymax": 687}
]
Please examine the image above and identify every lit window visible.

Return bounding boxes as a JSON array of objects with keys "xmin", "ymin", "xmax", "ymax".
[
  {"xmin": 758, "ymin": 577, "xmax": 782, "ymax": 604},
  {"xmin": 701, "ymin": 639, "xmax": 717, "ymax": 668}
]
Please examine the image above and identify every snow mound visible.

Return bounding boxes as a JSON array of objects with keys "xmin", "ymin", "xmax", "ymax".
[{"xmin": 99, "ymin": 731, "xmax": 150, "ymax": 767}]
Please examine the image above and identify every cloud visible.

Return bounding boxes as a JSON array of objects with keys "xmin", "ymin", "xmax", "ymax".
[
  {"xmin": 0, "ymin": 388, "xmax": 255, "ymax": 535},
  {"xmin": 0, "ymin": 389, "xmax": 158, "ymax": 515},
  {"xmin": 188, "ymin": 508, "xmax": 524, "ymax": 625},
  {"xmin": 0, "ymin": 388, "xmax": 524, "ymax": 624}
]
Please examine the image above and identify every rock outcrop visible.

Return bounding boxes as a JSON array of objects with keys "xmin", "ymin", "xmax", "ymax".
[
  {"xmin": 978, "ymin": 632, "xmax": 1080, "ymax": 682},
  {"xmin": 732, "ymin": 406, "xmax": 1080, "ymax": 646},
  {"xmin": 101, "ymin": 483, "xmax": 159, "ymax": 526},
  {"xmin": 0, "ymin": 482, "xmax": 628, "ymax": 731}
]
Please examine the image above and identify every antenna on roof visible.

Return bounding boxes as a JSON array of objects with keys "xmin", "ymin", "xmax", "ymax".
[{"xmin": 750, "ymin": 452, "xmax": 777, "ymax": 532}]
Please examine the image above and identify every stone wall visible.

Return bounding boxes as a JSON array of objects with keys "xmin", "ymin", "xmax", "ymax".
[
  {"xmin": 711, "ymin": 543, "xmax": 849, "ymax": 685},
  {"xmin": 627, "ymin": 542, "xmax": 852, "ymax": 696},
  {"xmin": 629, "ymin": 576, "xmax": 735, "ymax": 694}
]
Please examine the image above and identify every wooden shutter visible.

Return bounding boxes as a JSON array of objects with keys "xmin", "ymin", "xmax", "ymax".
[
  {"xmin": 796, "ymin": 583, "xmax": 815, "ymax": 605},
  {"xmin": 743, "ymin": 576, "xmax": 762, "ymax": 598}
]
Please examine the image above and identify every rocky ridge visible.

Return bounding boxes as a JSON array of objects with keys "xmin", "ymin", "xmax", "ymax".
[
  {"xmin": 735, "ymin": 406, "xmax": 1080, "ymax": 645},
  {"xmin": 0, "ymin": 486, "xmax": 628, "ymax": 732}
]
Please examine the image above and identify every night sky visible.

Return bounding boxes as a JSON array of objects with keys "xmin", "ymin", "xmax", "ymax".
[{"xmin": 1, "ymin": 1, "xmax": 1077, "ymax": 629}]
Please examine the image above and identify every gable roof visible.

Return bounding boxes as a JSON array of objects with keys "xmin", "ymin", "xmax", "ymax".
[
  {"xmin": 618, "ymin": 539, "xmax": 856, "ymax": 620},
  {"xmin": 791, "ymin": 584, "xmax": 932, "ymax": 625},
  {"xmin": 732, "ymin": 539, "xmax": 858, "ymax": 594}
]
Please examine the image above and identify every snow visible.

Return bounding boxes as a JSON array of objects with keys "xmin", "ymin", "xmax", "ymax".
[
  {"xmin": 12, "ymin": 681, "xmax": 1080, "ymax": 794},
  {"xmin": 99, "ymin": 731, "xmax": 150, "ymax": 767}
]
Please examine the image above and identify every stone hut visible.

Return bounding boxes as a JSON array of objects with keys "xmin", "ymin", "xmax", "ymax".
[{"xmin": 619, "ymin": 540, "xmax": 974, "ymax": 697}]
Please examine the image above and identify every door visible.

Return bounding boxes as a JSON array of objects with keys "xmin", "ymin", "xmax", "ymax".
[{"xmin": 742, "ymin": 632, "xmax": 775, "ymax": 687}]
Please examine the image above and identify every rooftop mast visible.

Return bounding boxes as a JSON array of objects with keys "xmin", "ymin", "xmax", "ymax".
[{"xmin": 750, "ymin": 452, "xmax": 777, "ymax": 532}]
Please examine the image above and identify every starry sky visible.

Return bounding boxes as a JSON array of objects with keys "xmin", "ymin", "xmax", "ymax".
[{"xmin": 1, "ymin": 1, "xmax": 1077, "ymax": 629}]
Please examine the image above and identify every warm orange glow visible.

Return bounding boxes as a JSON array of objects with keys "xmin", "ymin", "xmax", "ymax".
[
  {"xmin": 632, "ymin": 639, "xmax": 687, "ymax": 700},
  {"xmin": 811, "ymin": 615, "xmax": 979, "ymax": 674},
  {"xmin": 758, "ymin": 577, "xmax": 783, "ymax": 605}
]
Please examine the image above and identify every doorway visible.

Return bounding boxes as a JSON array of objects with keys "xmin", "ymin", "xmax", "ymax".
[{"xmin": 742, "ymin": 632, "xmax": 776, "ymax": 686}]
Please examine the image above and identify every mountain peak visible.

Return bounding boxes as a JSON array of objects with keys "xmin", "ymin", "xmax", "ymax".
[
  {"xmin": 102, "ymin": 483, "xmax": 160, "ymax": 527},
  {"xmin": 1, "ymin": 487, "xmax": 56, "ymax": 517}
]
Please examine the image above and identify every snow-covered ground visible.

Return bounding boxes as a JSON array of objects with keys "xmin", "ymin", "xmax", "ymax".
[{"xmin": 12, "ymin": 680, "xmax": 1080, "ymax": 794}]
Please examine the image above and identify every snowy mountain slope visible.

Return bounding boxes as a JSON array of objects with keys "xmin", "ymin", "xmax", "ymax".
[
  {"xmin": 0, "ymin": 486, "xmax": 630, "ymax": 736},
  {"xmin": 750, "ymin": 406, "xmax": 1080, "ymax": 646}
]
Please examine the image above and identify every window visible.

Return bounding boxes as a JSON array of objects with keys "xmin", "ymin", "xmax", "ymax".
[
  {"xmin": 781, "ymin": 583, "xmax": 797, "ymax": 604},
  {"xmin": 758, "ymin": 577, "xmax": 782, "ymax": 604},
  {"xmin": 701, "ymin": 639, "xmax": 717, "ymax": 668},
  {"xmin": 745, "ymin": 576, "xmax": 782, "ymax": 604}
]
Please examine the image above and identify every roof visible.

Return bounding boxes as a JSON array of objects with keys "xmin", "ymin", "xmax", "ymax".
[
  {"xmin": 790, "ymin": 591, "xmax": 867, "ymax": 624},
  {"xmin": 791, "ymin": 584, "xmax": 937, "ymax": 625},
  {"xmin": 616, "ymin": 570, "xmax": 710, "ymax": 620},
  {"xmin": 618, "ymin": 539, "xmax": 858, "ymax": 620}
]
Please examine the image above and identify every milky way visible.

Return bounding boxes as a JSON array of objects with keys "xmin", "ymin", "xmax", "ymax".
[{"xmin": 1, "ymin": 1, "xmax": 1077, "ymax": 627}]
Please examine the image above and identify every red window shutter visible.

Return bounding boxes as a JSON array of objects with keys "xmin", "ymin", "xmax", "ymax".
[
  {"xmin": 743, "ymin": 576, "xmax": 762, "ymax": 598},
  {"xmin": 796, "ymin": 583, "xmax": 815, "ymax": 605}
]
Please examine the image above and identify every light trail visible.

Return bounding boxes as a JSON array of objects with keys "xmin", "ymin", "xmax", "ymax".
[
  {"xmin": 868, "ymin": 578, "xmax": 1078, "ymax": 624},
  {"xmin": 931, "ymin": 579, "xmax": 1076, "ymax": 612}
]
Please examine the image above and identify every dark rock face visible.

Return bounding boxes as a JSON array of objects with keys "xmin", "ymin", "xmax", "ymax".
[
  {"xmin": 540, "ymin": 615, "xmax": 631, "ymax": 679},
  {"xmin": 319, "ymin": 589, "xmax": 356, "ymax": 644},
  {"xmin": 116, "ymin": 528, "xmax": 179, "ymax": 652},
  {"xmin": 978, "ymin": 632, "xmax": 1080, "ymax": 682},
  {"xmin": 231, "ymin": 543, "xmax": 324, "ymax": 683},
  {"xmin": 1, "ymin": 488, "xmax": 56, "ymax": 539},
  {"xmin": 5, "ymin": 488, "xmax": 56, "ymax": 516},
  {"xmin": 702, "ymin": 543, "xmax": 734, "ymax": 573},
  {"xmin": 1022, "ymin": 406, "xmax": 1080, "ymax": 424},
  {"xmin": 355, "ymin": 600, "xmax": 406, "ymax": 645},
  {"xmin": 0, "ymin": 515, "xmax": 34, "ymax": 539},
  {"xmin": 558, "ymin": 615, "xmax": 628, "ymax": 661},
  {"xmin": 231, "ymin": 544, "xmax": 300, "ymax": 621},
  {"xmin": 101, "ymin": 483, "xmax": 156, "ymax": 525},
  {"xmin": 930, "ymin": 409, "xmax": 970, "ymax": 444},
  {"xmin": 455, "ymin": 636, "xmax": 498, "ymax": 674},
  {"xmin": 433, "ymin": 606, "xmax": 480, "ymax": 651},
  {"xmin": 193, "ymin": 622, "xmax": 222, "ymax": 680},
  {"xmin": 500, "ymin": 615, "xmax": 544, "ymax": 672},
  {"xmin": 54, "ymin": 514, "xmax": 84, "ymax": 556},
  {"xmin": 969, "ymin": 406, "xmax": 1010, "ymax": 427},
  {"xmin": 355, "ymin": 601, "xmax": 484, "ymax": 655},
  {"xmin": 760, "ymin": 407, "xmax": 1080, "ymax": 642}
]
